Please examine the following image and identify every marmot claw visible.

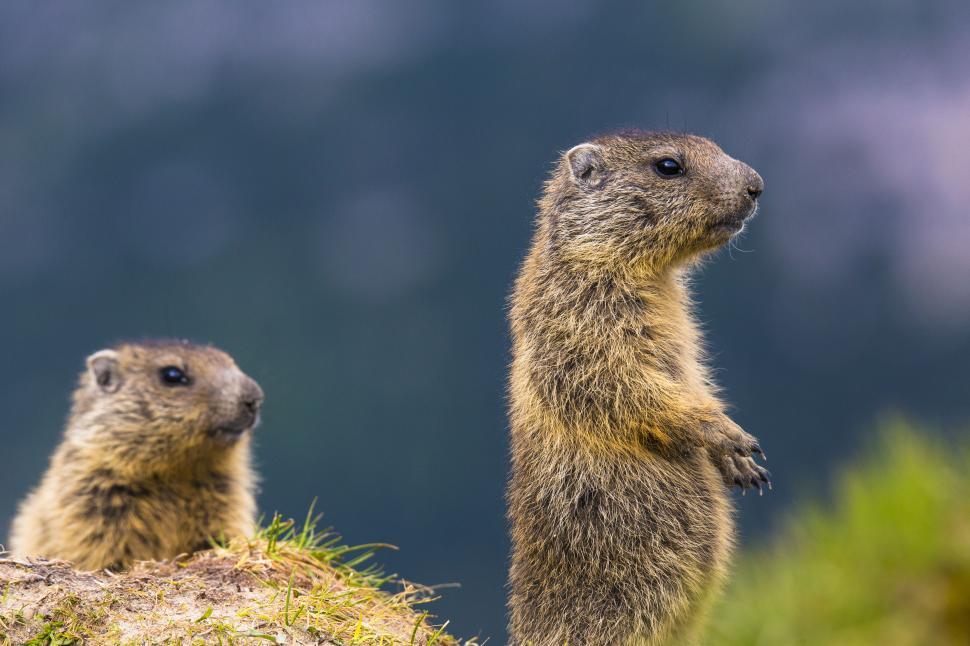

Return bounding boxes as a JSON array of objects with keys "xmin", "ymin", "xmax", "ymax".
[{"xmin": 719, "ymin": 454, "xmax": 771, "ymax": 494}]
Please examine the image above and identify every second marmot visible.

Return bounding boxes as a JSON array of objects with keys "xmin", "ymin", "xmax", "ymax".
[
  {"xmin": 508, "ymin": 131, "xmax": 770, "ymax": 645},
  {"xmin": 9, "ymin": 340, "xmax": 263, "ymax": 571}
]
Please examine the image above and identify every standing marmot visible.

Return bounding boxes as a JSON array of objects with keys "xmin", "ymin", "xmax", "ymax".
[
  {"xmin": 9, "ymin": 340, "xmax": 263, "ymax": 571},
  {"xmin": 507, "ymin": 131, "xmax": 770, "ymax": 645}
]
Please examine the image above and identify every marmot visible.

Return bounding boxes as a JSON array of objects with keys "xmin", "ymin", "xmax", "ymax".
[
  {"xmin": 507, "ymin": 131, "xmax": 770, "ymax": 645},
  {"xmin": 9, "ymin": 340, "xmax": 263, "ymax": 571}
]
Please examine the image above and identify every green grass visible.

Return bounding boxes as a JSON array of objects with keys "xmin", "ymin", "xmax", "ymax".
[{"xmin": 710, "ymin": 420, "xmax": 970, "ymax": 646}]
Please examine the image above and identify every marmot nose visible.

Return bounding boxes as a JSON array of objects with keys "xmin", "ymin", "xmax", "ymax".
[
  {"xmin": 745, "ymin": 169, "xmax": 764, "ymax": 200},
  {"xmin": 240, "ymin": 378, "xmax": 264, "ymax": 413}
]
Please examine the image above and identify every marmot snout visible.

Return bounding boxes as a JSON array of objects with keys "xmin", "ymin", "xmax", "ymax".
[{"xmin": 9, "ymin": 340, "xmax": 261, "ymax": 571}]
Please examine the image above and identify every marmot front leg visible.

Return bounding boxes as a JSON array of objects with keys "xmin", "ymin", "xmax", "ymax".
[{"xmin": 701, "ymin": 415, "xmax": 770, "ymax": 494}]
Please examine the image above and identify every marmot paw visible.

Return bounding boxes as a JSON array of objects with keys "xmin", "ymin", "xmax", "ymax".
[
  {"xmin": 719, "ymin": 454, "xmax": 771, "ymax": 495},
  {"xmin": 705, "ymin": 417, "xmax": 766, "ymax": 461}
]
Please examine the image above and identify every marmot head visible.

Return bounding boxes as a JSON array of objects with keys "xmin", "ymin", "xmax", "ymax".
[
  {"xmin": 68, "ymin": 340, "xmax": 264, "ymax": 473},
  {"xmin": 541, "ymin": 130, "xmax": 764, "ymax": 273}
]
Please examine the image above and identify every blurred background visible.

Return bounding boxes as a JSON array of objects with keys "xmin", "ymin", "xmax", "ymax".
[{"xmin": 2, "ymin": 1, "xmax": 969, "ymax": 642}]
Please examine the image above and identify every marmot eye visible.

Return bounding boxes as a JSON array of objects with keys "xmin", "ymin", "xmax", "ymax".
[
  {"xmin": 159, "ymin": 366, "xmax": 190, "ymax": 386},
  {"xmin": 654, "ymin": 158, "xmax": 684, "ymax": 177}
]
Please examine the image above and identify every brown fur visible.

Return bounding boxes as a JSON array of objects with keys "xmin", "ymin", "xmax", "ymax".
[
  {"xmin": 10, "ymin": 340, "xmax": 263, "ymax": 571},
  {"xmin": 507, "ymin": 131, "xmax": 769, "ymax": 645}
]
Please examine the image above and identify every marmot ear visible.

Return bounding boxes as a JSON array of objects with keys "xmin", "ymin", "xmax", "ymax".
[
  {"xmin": 566, "ymin": 143, "xmax": 607, "ymax": 189},
  {"xmin": 87, "ymin": 349, "xmax": 122, "ymax": 393}
]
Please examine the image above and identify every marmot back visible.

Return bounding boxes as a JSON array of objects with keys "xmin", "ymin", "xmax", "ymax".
[
  {"xmin": 9, "ymin": 340, "xmax": 263, "ymax": 571},
  {"xmin": 507, "ymin": 131, "xmax": 769, "ymax": 645}
]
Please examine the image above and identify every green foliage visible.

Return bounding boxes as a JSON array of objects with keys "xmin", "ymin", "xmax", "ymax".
[
  {"xmin": 711, "ymin": 421, "xmax": 970, "ymax": 646},
  {"xmin": 23, "ymin": 622, "xmax": 77, "ymax": 646}
]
